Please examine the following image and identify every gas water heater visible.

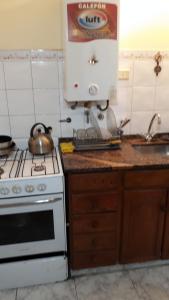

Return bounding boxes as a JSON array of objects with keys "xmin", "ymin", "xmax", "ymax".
[{"xmin": 63, "ymin": 0, "xmax": 119, "ymax": 102}]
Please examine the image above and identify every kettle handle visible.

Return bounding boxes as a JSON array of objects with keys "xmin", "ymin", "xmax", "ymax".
[{"xmin": 30, "ymin": 123, "xmax": 49, "ymax": 137}]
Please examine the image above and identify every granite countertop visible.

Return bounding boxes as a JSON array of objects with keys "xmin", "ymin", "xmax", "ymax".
[{"xmin": 60, "ymin": 136, "xmax": 169, "ymax": 173}]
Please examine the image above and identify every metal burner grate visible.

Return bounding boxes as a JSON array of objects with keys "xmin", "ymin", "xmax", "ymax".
[
  {"xmin": 0, "ymin": 149, "xmax": 22, "ymax": 179},
  {"xmin": 19, "ymin": 148, "xmax": 60, "ymax": 178},
  {"xmin": 33, "ymin": 164, "xmax": 46, "ymax": 173}
]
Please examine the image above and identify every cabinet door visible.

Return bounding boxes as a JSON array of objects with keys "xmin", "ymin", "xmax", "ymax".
[
  {"xmin": 120, "ymin": 189, "xmax": 166, "ymax": 263},
  {"xmin": 161, "ymin": 193, "xmax": 169, "ymax": 259}
]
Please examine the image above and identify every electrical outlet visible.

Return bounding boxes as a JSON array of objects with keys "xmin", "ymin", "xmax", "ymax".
[{"xmin": 118, "ymin": 69, "xmax": 130, "ymax": 80}]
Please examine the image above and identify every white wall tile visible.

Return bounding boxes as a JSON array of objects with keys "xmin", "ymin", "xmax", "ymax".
[
  {"xmin": 0, "ymin": 91, "xmax": 8, "ymax": 115},
  {"xmin": 0, "ymin": 50, "xmax": 30, "ymax": 61},
  {"xmin": 155, "ymin": 87, "xmax": 169, "ymax": 111},
  {"xmin": 133, "ymin": 60, "xmax": 156, "ymax": 86},
  {"xmin": 132, "ymin": 87, "xmax": 155, "ymax": 112},
  {"xmin": 32, "ymin": 61, "xmax": 59, "ymax": 89},
  {"xmin": 130, "ymin": 112, "xmax": 156, "ymax": 135},
  {"xmin": 58, "ymin": 60, "xmax": 64, "ymax": 90},
  {"xmin": 59, "ymin": 95, "xmax": 72, "ymax": 115},
  {"xmin": 112, "ymin": 87, "xmax": 132, "ymax": 115},
  {"xmin": 0, "ymin": 116, "xmax": 10, "ymax": 135},
  {"xmin": 61, "ymin": 109, "xmax": 85, "ymax": 137},
  {"xmin": 156, "ymin": 61, "xmax": 169, "ymax": 86},
  {"xmin": 4, "ymin": 62, "xmax": 32, "ymax": 89},
  {"xmin": 10, "ymin": 115, "xmax": 35, "ymax": 138},
  {"xmin": 1, "ymin": 50, "xmax": 169, "ymax": 141},
  {"xmin": 13, "ymin": 138, "xmax": 28, "ymax": 149},
  {"xmin": 157, "ymin": 111, "xmax": 169, "ymax": 132},
  {"xmin": 0, "ymin": 62, "xmax": 5, "ymax": 90},
  {"xmin": 34, "ymin": 89, "xmax": 60, "ymax": 115},
  {"xmin": 7, "ymin": 90, "xmax": 34, "ymax": 115}
]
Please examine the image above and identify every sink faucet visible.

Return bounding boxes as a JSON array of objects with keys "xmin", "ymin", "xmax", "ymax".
[{"xmin": 145, "ymin": 113, "xmax": 161, "ymax": 142}]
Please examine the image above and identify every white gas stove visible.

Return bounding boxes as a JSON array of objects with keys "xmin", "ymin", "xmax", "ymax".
[{"xmin": 0, "ymin": 148, "xmax": 67, "ymax": 290}]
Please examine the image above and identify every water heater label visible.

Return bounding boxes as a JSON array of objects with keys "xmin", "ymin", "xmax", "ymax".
[{"xmin": 67, "ymin": 2, "xmax": 117, "ymax": 42}]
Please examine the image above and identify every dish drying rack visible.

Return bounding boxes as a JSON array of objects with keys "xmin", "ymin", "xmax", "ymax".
[{"xmin": 73, "ymin": 128, "xmax": 121, "ymax": 151}]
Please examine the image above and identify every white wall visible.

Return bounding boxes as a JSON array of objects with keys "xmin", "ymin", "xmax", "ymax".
[
  {"xmin": 0, "ymin": 0, "xmax": 62, "ymax": 49},
  {"xmin": 120, "ymin": 0, "xmax": 169, "ymax": 50},
  {"xmin": 0, "ymin": 0, "xmax": 169, "ymax": 50}
]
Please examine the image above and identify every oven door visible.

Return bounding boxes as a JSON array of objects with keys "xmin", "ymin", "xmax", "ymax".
[{"xmin": 0, "ymin": 193, "xmax": 66, "ymax": 260}]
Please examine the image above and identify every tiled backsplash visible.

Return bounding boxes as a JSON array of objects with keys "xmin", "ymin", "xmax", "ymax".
[{"xmin": 0, "ymin": 50, "xmax": 169, "ymax": 148}]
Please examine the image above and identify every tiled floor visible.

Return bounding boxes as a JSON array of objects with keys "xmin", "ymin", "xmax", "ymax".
[{"xmin": 1, "ymin": 265, "xmax": 169, "ymax": 300}]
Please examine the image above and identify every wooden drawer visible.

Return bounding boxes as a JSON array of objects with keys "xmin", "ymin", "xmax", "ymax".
[
  {"xmin": 71, "ymin": 250, "xmax": 117, "ymax": 269},
  {"xmin": 125, "ymin": 170, "xmax": 169, "ymax": 189},
  {"xmin": 72, "ymin": 232, "xmax": 117, "ymax": 252},
  {"xmin": 72, "ymin": 213, "xmax": 117, "ymax": 234},
  {"xmin": 71, "ymin": 192, "xmax": 120, "ymax": 214},
  {"xmin": 69, "ymin": 172, "xmax": 121, "ymax": 193}
]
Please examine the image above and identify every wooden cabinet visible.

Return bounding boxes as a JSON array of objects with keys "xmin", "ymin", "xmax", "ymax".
[
  {"xmin": 120, "ymin": 170, "xmax": 169, "ymax": 264},
  {"xmin": 162, "ymin": 194, "xmax": 169, "ymax": 259},
  {"xmin": 67, "ymin": 172, "xmax": 122, "ymax": 270},
  {"xmin": 66, "ymin": 168, "xmax": 169, "ymax": 269},
  {"xmin": 120, "ymin": 189, "xmax": 166, "ymax": 263}
]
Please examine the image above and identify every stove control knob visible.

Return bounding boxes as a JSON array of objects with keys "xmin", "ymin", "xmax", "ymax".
[
  {"xmin": 25, "ymin": 185, "xmax": 35, "ymax": 193},
  {"xmin": 0, "ymin": 187, "xmax": 10, "ymax": 195},
  {"xmin": 37, "ymin": 184, "xmax": 47, "ymax": 192},
  {"xmin": 12, "ymin": 186, "xmax": 22, "ymax": 194}
]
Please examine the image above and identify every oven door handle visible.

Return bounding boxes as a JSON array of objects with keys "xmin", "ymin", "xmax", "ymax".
[{"xmin": 0, "ymin": 197, "xmax": 62, "ymax": 209}]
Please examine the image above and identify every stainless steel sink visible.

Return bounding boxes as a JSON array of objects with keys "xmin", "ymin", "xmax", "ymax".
[{"xmin": 132, "ymin": 144, "xmax": 169, "ymax": 156}]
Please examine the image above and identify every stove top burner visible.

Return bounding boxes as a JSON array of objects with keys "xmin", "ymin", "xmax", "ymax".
[
  {"xmin": 0, "ymin": 150, "xmax": 22, "ymax": 179},
  {"xmin": 0, "ymin": 167, "xmax": 4, "ymax": 176},
  {"xmin": 34, "ymin": 165, "xmax": 45, "ymax": 172},
  {"xmin": 0, "ymin": 148, "xmax": 60, "ymax": 179}
]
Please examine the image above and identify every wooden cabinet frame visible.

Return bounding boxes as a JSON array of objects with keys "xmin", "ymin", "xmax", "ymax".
[{"xmin": 66, "ymin": 169, "xmax": 169, "ymax": 270}]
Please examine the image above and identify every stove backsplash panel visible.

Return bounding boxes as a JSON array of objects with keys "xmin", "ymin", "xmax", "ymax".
[{"xmin": 0, "ymin": 50, "xmax": 169, "ymax": 148}]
